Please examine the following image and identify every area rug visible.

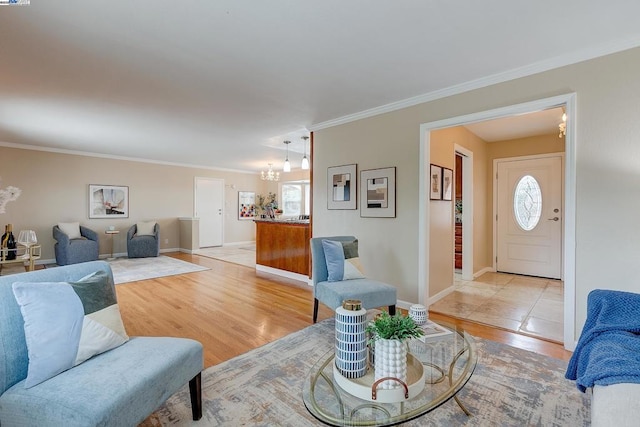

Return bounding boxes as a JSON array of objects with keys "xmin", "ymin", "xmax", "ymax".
[
  {"xmin": 144, "ymin": 318, "xmax": 590, "ymax": 426},
  {"xmin": 194, "ymin": 245, "xmax": 255, "ymax": 269},
  {"xmin": 108, "ymin": 256, "xmax": 209, "ymax": 284}
]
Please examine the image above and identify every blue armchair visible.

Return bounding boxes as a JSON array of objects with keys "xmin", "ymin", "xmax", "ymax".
[
  {"xmin": 127, "ymin": 222, "xmax": 160, "ymax": 258},
  {"xmin": 310, "ymin": 236, "xmax": 397, "ymax": 323},
  {"xmin": 53, "ymin": 224, "xmax": 99, "ymax": 266}
]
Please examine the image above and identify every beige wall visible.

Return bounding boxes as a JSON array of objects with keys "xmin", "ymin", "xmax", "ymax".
[
  {"xmin": 312, "ymin": 46, "xmax": 640, "ymax": 340},
  {"xmin": 430, "ymin": 126, "xmax": 490, "ymax": 295},
  {"xmin": 0, "ymin": 147, "xmax": 267, "ymax": 261}
]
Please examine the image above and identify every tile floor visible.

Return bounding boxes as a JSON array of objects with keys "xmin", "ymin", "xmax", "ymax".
[
  {"xmin": 194, "ymin": 244, "xmax": 256, "ymax": 268},
  {"xmin": 429, "ymin": 272, "xmax": 564, "ymax": 343}
]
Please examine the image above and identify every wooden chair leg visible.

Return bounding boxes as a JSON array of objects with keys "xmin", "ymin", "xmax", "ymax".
[
  {"xmin": 189, "ymin": 372, "xmax": 202, "ymax": 421},
  {"xmin": 389, "ymin": 305, "xmax": 396, "ymax": 316},
  {"xmin": 313, "ymin": 298, "xmax": 319, "ymax": 323}
]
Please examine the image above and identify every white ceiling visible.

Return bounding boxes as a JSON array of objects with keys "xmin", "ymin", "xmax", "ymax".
[{"xmin": 1, "ymin": 1, "xmax": 640, "ymax": 173}]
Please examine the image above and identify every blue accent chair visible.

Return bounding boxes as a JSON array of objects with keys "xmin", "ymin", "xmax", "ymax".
[
  {"xmin": 0, "ymin": 261, "xmax": 203, "ymax": 426},
  {"xmin": 310, "ymin": 236, "xmax": 397, "ymax": 323},
  {"xmin": 127, "ymin": 223, "xmax": 160, "ymax": 258},
  {"xmin": 53, "ymin": 225, "xmax": 99, "ymax": 266}
]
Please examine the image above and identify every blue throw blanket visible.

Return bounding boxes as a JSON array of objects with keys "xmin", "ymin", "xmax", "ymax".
[{"xmin": 566, "ymin": 289, "xmax": 640, "ymax": 392}]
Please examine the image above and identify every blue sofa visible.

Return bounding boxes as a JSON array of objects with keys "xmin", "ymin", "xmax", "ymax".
[{"xmin": 0, "ymin": 261, "xmax": 203, "ymax": 426}]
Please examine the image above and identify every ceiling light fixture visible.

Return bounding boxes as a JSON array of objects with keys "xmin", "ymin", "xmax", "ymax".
[
  {"xmin": 301, "ymin": 136, "xmax": 310, "ymax": 170},
  {"xmin": 283, "ymin": 140, "xmax": 291, "ymax": 172},
  {"xmin": 558, "ymin": 111, "xmax": 567, "ymax": 138},
  {"xmin": 261, "ymin": 163, "xmax": 280, "ymax": 181}
]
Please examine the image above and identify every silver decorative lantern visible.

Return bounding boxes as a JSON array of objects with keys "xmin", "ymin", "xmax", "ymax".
[{"xmin": 335, "ymin": 299, "xmax": 368, "ymax": 379}]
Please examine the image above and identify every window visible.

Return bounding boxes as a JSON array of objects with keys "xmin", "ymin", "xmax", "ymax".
[
  {"xmin": 513, "ymin": 175, "xmax": 542, "ymax": 231},
  {"xmin": 280, "ymin": 180, "xmax": 310, "ymax": 217}
]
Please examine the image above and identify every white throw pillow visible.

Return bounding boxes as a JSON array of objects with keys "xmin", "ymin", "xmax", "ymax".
[
  {"xmin": 136, "ymin": 221, "xmax": 156, "ymax": 236},
  {"xmin": 58, "ymin": 222, "xmax": 82, "ymax": 239}
]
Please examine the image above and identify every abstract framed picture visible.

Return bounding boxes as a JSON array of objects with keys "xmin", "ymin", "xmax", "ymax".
[
  {"xmin": 238, "ymin": 191, "xmax": 256, "ymax": 220},
  {"xmin": 442, "ymin": 167, "xmax": 453, "ymax": 201},
  {"xmin": 429, "ymin": 164, "xmax": 442, "ymax": 200},
  {"xmin": 360, "ymin": 167, "xmax": 396, "ymax": 218},
  {"xmin": 327, "ymin": 164, "xmax": 357, "ymax": 209},
  {"xmin": 89, "ymin": 185, "xmax": 129, "ymax": 218}
]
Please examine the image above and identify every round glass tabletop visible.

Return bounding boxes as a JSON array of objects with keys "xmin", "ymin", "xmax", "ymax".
[{"xmin": 302, "ymin": 320, "xmax": 477, "ymax": 426}]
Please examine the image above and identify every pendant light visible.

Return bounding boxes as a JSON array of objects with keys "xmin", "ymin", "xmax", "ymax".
[
  {"xmin": 301, "ymin": 136, "xmax": 310, "ymax": 170},
  {"xmin": 283, "ymin": 140, "xmax": 291, "ymax": 172}
]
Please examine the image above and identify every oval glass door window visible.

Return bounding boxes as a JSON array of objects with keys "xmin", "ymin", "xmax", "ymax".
[{"xmin": 514, "ymin": 175, "xmax": 542, "ymax": 231}]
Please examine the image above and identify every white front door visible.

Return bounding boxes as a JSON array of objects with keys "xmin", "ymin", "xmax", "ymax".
[
  {"xmin": 496, "ymin": 155, "xmax": 563, "ymax": 279},
  {"xmin": 195, "ymin": 177, "xmax": 224, "ymax": 247}
]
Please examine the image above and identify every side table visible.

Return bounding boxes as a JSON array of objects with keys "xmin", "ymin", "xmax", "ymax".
[
  {"xmin": 0, "ymin": 244, "xmax": 42, "ymax": 275},
  {"xmin": 105, "ymin": 230, "xmax": 120, "ymax": 260}
]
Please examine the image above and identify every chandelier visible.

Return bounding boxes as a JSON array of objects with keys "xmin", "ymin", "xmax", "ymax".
[
  {"xmin": 558, "ymin": 111, "xmax": 567, "ymax": 138},
  {"xmin": 261, "ymin": 163, "xmax": 280, "ymax": 181}
]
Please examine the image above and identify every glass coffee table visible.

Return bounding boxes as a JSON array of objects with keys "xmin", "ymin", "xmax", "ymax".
[{"xmin": 302, "ymin": 320, "xmax": 477, "ymax": 426}]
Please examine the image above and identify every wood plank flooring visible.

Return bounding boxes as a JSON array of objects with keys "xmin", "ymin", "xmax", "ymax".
[{"xmin": 115, "ymin": 253, "xmax": 572, "ymax": 368}]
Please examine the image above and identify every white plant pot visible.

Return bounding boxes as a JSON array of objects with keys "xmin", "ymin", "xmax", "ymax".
[{"xmin": 374, "ymin": 338, "xmax": 407, "ymax": 390}]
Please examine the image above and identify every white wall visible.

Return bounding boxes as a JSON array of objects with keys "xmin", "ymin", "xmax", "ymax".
[{"xmin": 312, "ymin": 46, "xmax": 640, "ymax": 341}]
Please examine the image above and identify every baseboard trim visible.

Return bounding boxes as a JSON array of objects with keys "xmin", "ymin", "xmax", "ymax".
[
  {"xmin": 474, "ymin": 266, "xmax": 494, "ymax": 278},
  {"xmin": 255, "ymin": 264, "xmax": 308, "ymax": 283}
]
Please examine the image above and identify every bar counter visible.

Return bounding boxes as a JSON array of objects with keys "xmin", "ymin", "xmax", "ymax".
[{"xmin": 254, "ymin": 219, "xmax": 310, "ymax": 276}]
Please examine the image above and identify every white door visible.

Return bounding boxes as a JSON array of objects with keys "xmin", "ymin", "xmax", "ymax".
[
  {"xmin": 195, "ymin": 178, "xmax": 224, "ymax": 247},
  {"xmin": 496, "ymin": 156, "xmax": 562, "ymax": 279}
]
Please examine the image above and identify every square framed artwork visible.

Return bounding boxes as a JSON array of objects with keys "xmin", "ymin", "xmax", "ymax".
[
  {"xmin": 89, "ymin": 185, "xmax": 129, "ymax": 218},
  {"xmin": 442, "ymin": 167, "xmax": 453, "ymax": 201},
  {"xmin": 238, "ymin": 191, "xmax": 256, "ymax": 220},
  {"xmin": 327, "ymin": 164, "xmax": 357, "ymax": 210},
  {"xmin": 360, "ymin": 167, "xmax": 396, "ymax": 218},
  {"xmin": 429, "ymin": 164, "xmax": 442, "ymax": 200}
]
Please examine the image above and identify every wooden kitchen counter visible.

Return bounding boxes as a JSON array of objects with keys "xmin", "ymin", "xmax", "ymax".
[{"xmin": 254, "ymin": 219, "xmax": 310, "ymax": 276}]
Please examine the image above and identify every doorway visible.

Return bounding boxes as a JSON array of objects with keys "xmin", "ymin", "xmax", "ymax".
[
  {"xmin": 419, "ymin": 93, "xmax": 576, "ymax": 350},
  {"xmin": 195, "ymin": 177, "xmax": 224, "ymax": 248}
]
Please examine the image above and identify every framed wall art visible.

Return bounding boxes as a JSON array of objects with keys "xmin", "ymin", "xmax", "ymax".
[
  {"xmin": 327, "ymin": 164, "xmax": 357, "ymax": 210},
  {"xmin": 89, "ymin": 184, "xmax": 129, "ymax": 218},
  {"xmin": 442, "ymin": 167, "xmax": 453, "ymax": 201},
  {"xmin": 360, "ymin": 167, "xmax": 396, "ymax": 218},
  {"xmin": 238, "ymin": 191, "xmax": 256, "ymax": 220},
  {"xmin": 429, "ymin": 164, "xmax": 442, "ymax": 200}
]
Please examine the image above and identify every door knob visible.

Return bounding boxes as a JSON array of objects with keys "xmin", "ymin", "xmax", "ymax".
[{"xmin": 547, "ymin": 217, "xmax": 559, "ymax": 221}]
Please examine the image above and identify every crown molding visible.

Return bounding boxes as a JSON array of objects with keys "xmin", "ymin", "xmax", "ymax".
[
  {"xmin": 0, "ymin": 141, "xmax": 257, "ymax": 175},
  {"xmin": 309, "ymin": 36, "xmax": 640, "ymax": 132}
]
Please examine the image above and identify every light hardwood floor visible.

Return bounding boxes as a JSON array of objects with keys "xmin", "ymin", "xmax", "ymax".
[{"xmin": 115, "ymin": 253, "xmax": 572, "ymax": 368}]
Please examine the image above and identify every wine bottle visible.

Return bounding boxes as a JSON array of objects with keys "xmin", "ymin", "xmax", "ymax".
[
  {"xmin": 1, "ymin": 225, "xmax": 7, "ymax": 261},
  {"xmin": 6, "ymin": 224, "xmax": 17, "ymax": 261}
]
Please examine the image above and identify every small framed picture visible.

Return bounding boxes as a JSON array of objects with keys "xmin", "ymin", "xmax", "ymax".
[
  {"xmin": 238, "ymin": 191, "xmax": 256, "ymax": 220},
  {"xmin": 328, "ymin": 164, "xmax": 357, "ymax": 210},
  {"xmin": 360, "ymin": 167, "xmax": 396, "ymax": 218},
  {"xmin": 442, "ymin": 167, "xmax": 453, "ymax": 201},
  {"xmin": 429, "ymin": 165, "xmax": 442, "ymax": 200},
  {"xmin": 89, "ymin": 185, "xmax": 129, "ymax": 218}
]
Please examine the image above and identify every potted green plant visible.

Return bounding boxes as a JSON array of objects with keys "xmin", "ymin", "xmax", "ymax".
[{"xmin": 366, "ymin": 312, "xmax": 424, "ymax": 390}]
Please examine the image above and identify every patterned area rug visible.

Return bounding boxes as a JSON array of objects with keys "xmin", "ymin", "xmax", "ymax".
[
  {"xmin": 108, "ymin": 256, "xmax": 209, "ymax": 284},
  {"xmin": 144, "ymin": 318, "xmax": 590, "ymax": 426}
]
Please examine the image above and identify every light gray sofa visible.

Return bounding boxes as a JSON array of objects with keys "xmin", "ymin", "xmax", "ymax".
[
  {"xmin": 566, "ymin": 289, "xmax": 640, "ymax": 426},
  {"xmin": 0, "ymin": 261, "xmax": 203, "ymax": 426}
]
